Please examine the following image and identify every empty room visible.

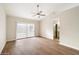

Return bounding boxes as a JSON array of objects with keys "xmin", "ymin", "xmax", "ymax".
[{"xmin": 0, "ymin": 3, "xmax": 79, "ymax": 55}]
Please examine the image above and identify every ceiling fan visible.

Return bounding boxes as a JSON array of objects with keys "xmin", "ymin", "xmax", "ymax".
[{"xmin": 32, "ymin": 4, "xmax": 46, "ymax": 18}]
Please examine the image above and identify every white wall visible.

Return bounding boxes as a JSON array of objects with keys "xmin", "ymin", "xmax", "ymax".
[
  {"xmin": 40, "ymin": 5, "xmax": 79, "ymax": 50},
  {"xmin": 6, "ymin": 16, "xmax": 40, "ymax": 41},
  {"xmin": 0, "ymin": 5, "xmax": 6, "ymax": 54},
  {"xmin": 40, "ymin": 14, "xmax": 58, "ymax": 40},
  {"xmin": 60, "ymin": 6, "xmax": 79, "ymax": 50}
]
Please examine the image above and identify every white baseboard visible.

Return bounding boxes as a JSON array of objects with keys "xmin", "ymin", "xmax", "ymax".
[
  {"xmin": 59, "ymin": 42, "xmax": 79, "ymax": 51},
  {"xmin": 7, "ymin": 39, "xmax": 15, "ymax": 42},
  {"xmin": 40, "ymin": 36, "xmax": 53, "ymax": 40},
  {"xmin": 0, "ymin": 41, "xmax": 7, "ymax": 54},
  {"xmin": 7, "ymin": 36, "xmax": 40, "ymax": 42}
]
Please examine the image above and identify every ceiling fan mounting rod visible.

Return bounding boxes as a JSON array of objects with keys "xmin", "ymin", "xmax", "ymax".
[{"xmin": 32, "ymin": 4, "xmax": 46, "ymax": 18}]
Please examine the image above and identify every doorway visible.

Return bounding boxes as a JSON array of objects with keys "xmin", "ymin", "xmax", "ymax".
[
  {"xmin": 16, "ymin": 23, "xmax": 35, "ymax": 39},
  {"xmin": 53, "ymin": 24, "xmax": 59, "ymax": 39},
  {"xmin": 53, "ymin": 17, "xmax": 60, "ymax": 40}
]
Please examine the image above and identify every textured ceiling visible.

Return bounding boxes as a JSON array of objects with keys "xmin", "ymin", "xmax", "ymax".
[{"xmin": 2, "ymin": 3, "xmax": 79, "ymax": 20}]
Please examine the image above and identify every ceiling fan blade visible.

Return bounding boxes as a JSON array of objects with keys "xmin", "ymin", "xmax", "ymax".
[{"xmin": 32, "ymin": 4, "xmax": 46, "ymax": 18}]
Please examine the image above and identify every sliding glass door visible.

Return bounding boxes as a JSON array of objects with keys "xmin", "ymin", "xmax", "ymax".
[{"xmin": 16, "ymin": 23, "xmax": 35, "ymax": 39}]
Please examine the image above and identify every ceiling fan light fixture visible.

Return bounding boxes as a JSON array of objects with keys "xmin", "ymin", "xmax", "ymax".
[{"xmin": 32, "ymin": 4, "xmax": 46, "ymax": 18}]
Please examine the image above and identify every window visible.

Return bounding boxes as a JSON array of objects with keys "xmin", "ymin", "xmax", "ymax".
[{"xmin": 16, "ymin": 23, "xmax": 35, "ymax": 39}]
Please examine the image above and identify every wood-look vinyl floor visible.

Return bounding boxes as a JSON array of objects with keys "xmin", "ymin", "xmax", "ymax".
[{"xmin": 1, "ymin": 37, "xmax": 79, "ymax": 55}]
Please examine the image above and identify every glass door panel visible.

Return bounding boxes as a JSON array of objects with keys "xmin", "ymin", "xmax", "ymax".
[{"xmin": 16, "ymin": 23, "xmax": 35, "ymax": 39}]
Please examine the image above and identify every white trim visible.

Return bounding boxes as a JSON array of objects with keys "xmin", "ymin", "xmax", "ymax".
[
  {"xmin": 0, "ymin": 41, "xmax": 6, "ymax": 54},
  {"xmin": 7, "ymin": 39, "xmax": 16, "ymax": 42},
  {"xmin": 59, "ymin": 42, "xmax": 79, "ymax": 51}
]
